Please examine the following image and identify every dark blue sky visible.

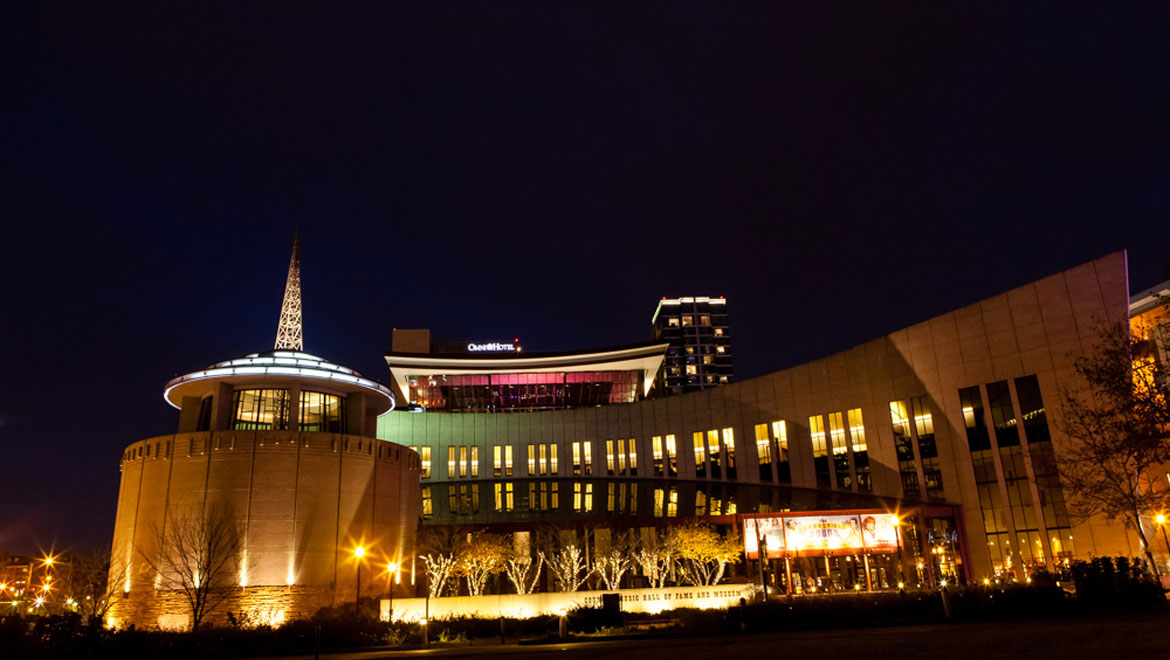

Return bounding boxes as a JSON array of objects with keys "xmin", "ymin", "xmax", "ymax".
[{"xmin": 1, "ymin": 3, "xmax": 1167, "ymax": 553}]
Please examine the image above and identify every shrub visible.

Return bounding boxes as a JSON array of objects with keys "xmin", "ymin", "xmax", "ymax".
[{"xmin": 1069, "ymin": 556, "xmax": 1165, "ymax": 606}]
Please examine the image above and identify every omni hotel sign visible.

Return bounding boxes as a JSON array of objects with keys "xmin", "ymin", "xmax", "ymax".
[
  {"xmin": 466, "ymin": 341, "xmax": 517, "ymax": 352},
  {"xmin": 743, "ymin": 511, "xmax": 902, "ymax": 559}
]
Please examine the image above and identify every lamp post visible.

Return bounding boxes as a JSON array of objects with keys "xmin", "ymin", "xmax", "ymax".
[
  {"xmin": 1157, "ymin": 514, "xmax": 1170, "ymax": 573},
  {"xmin": 353, "ymin": 546, "xmax": 366, "ymax": 616},
  {"xmin": 386, "ymin": 561, "xmax": 398, "ymax": 622}
]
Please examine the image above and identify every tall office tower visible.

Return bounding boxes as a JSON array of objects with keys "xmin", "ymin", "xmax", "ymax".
[{"xmin": 651, "ymin": 296, "xmax": 732, "ymax": 395}]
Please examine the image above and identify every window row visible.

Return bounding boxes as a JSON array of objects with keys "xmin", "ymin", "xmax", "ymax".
[{"xmin": 228, "ymin": 388, "xmax": 347, "ymax": 433}]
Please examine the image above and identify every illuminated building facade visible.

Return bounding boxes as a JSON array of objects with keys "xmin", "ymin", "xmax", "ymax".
[
  {"xmin": 381, "ymin": 252, "xmax": 1161, "ymax": 591},
  {"xmin": 651, "ymin": 296, "xmax": 733, "ymax": 395},
  {"xmin": 107, "ymin": 239, "xmax": 421, "ymax": 629}
]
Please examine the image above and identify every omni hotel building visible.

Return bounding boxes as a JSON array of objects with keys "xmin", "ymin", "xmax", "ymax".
[{"xmin": 109, "ymin": 245, "xmax": 1169, "ymax": 628}]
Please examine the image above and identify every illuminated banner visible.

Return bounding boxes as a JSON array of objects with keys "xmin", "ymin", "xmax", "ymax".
[
  {"xmin": 859, "ymin": 513, "xmax": 900, "ymax": 553},
  {"xmin": 743, "ymin": 511, "xmax": 901, "ymax": 559}
]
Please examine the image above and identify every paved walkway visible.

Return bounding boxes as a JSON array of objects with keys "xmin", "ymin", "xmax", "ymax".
[{"xmin": 262, "ymin": 609, "xmax": 1170, "ymax": 660}]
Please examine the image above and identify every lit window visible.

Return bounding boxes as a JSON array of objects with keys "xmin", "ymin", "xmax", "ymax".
[
  {"xmin": 755, "ymin": 423, "xmax": 771, "ymax": 464},
  {"xmin": 665, "ymin": 434, "xmax": 678, "ymax": 476},
  {"xmin": 448, "ymin": 446, "xmax": 456, "ymax": 478},
  {"xmin": 459, "ymin": 446, "xmax": 468, "ymax": 477},
  {"xmin": 707, "ymin": 430, "xmax": 721, "ymax": 477},
  {"xmin": 493, "ymin": 445, "xmax": 503, "ymax": 477},
  {"xmin": 722, "ymin": 427, "xmax": 736, "ymax": 478},
  {"xmin": 681, "ymin": 315, "xmax": 693, "ymax": 327},
  {"xmin": 667, "ymin": 317, "xmax": 679, "ymax": 327},
  {"xmin": 772, "ymin": 421, "xmax": 788, "ymax": 461},
  {"xmin": 828, "ymin": 412, "xmax": 847, "ymax": 455},
  {"xmin": 716, "ymin": 346, "xmax": 725, "ymax": 354},
  {"xmin": 848, "ymin": 408, "xmax": 866, "ymax": 452},
  {"xmin": 714, "ymin": 328, "xmax": 723, "ymax": 337},
  {"xmin": 606, "ymin": 440, "xmax": 616, "ymax": 476},
  {"xmin": 686, "ymin": 365, "xmax": 697, "ymax": 375},
  {"xmin": 700, "ymin": 315, "xmax": 711, "ymax": 326},
  {"xmin": 693, "ymin": 432, "xmax": 706, "ymax": 477},
  {"xmin": 230, "ymin": 389, "xmax": 291, "ymax": 430},
  {"xmin": 418, "ymin": 446, "xmax": 431, "ymax": 479},
  {"xmin": 810, "ymin": 416, "xmax": 827, "ymax": 457},
  {"xmin": 504, "ymin": 445, "xmax": 513, "ymax": 477},
  {"xmin": 702, "ymin": 355, "xmax": 713, "ymax": 365},
  {"xmin": 627, "ymin": 438, "xmax": 637, "ymax": 475},
  {"xmin": 719, "ymin": 376, "xmax": 728, "ymax": 383},
  {"xmin": 299, "ymin": 391, "xmax": 346, "ymax": 433},
  {"xmin": 652, "ymin": 435, "xmax": 664, "ymax": 476}
]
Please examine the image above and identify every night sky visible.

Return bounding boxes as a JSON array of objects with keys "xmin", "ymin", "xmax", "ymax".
[{"xmin": 2, "ymin": 3, "xmax": 1167, "ymax": 554}]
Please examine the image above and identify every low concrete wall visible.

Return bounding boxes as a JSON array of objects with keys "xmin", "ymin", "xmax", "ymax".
[{"xmin": 381, "ymin": 583, "xmax": 758, "ymax": 621}]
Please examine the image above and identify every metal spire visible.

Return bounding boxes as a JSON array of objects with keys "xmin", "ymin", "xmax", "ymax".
[{"xmin": 274, "ymin": 230, "xmax": 303, "ymax": 351}]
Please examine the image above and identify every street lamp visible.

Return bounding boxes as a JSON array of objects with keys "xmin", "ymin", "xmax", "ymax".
[
  {"xmin": 1156, "ymin": 514, "xmax": 1170, "ymax": 571},
  {"xmin": 353, "ymin": 546, "xmax": 366, "ymax": 616},
  {"xmin": 386, "ymin": 561, "xmax": 399, "ymax": 622}
]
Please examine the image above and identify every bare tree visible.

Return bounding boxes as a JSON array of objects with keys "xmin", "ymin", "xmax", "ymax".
[
  {"xmin": 595, "ymin": 534, "xmax": 633, "ymax": 590},
  {"xmin": 670, "ymin": 520, "xmax": 740, "ymax": 586},
  {"xmin": 1057, "ymin": 321, "xmax": 1170, "ymax": 576},
  {"xmin": 419, "ymin": 526, "xmax": 467, "ymax": 598},
  {"xmin": 547, "ymin": 542, "xmax": 591, "ymax": 592},
  {"xmin": 70, "ymin": 546, "xmax": 126, "ymax": 623},
  {"xmin": 138, "ymin": 506, "xmax": 244, "ymax": 631},
  {"xmin": 503, "ymin": 533, "xmax": 545, "ymax": 595},
  {"xmin": 634, "ymin": 531, "xmax": 676, "ymax": 589},
  {"xmin": 457, "ymin": 533, "xmax": 508, "ymax": 596}
]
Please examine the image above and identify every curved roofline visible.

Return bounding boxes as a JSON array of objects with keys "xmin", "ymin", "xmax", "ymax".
[
  {"xmin": 384, "ymin": 340, "xmax": 669, "ymax": 401},
  {"xmin": 385, "ymin": 339, "xmax": 668, "ymax": 363},
  {"xmin": 165, "ymin": 350, "xmax": 395, "ymax": 416}
]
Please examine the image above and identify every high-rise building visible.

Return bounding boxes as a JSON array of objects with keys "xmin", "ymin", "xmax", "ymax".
[{"xmin": 651, "ymin": 296, "xmax": 732, "ymax": 395}]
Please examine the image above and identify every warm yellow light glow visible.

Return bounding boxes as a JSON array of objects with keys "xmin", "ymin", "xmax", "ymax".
[
  {"xmin": 34, "ymin": 597, "xmax": 44, "ymax": 607},
  {"xmin": 354, "ymin": 546, "xmax": 366, "ymax": 559},
  {"xmin": 420, "ymin": 618, "xmax": 428, "ymax": 626},
  {"xmin": 387, "ymin": 562, "xmax": 399, "ymax": 573},
  {"xmin": 853, "ymin": 584, "xmax": 861, "ymax": 591},
  {"xmin": 939, "ymin": 579, "xmax": 947, "ymax": 587},
  {"xmin": 983, "ymin": 578, "xmax": 990, "ymax": 585},
  {"xmin": 43, "ymin": 556, "xmax": 55, "ymax": 566},
  {"xmin": 897, "ymin": 582, "xmax": 905, "ymax": 589},
  {"xmin": 1157, "ymin": 513, "xmax": 1166, "ymax": 525}
]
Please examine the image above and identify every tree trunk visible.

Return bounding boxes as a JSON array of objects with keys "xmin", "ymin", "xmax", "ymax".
[{"xmin": 1134, "ymin": 513, "xmax": 1161, "ymax": 578}]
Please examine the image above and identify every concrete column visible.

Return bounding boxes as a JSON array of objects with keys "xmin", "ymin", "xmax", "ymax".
[
  {"xmin": 212, "ymin": 382, "xmax": 234, "ymax": 431},
  {"xmin": 177, "ymin": 396, "xmax": 203, "ymax": 432}
]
